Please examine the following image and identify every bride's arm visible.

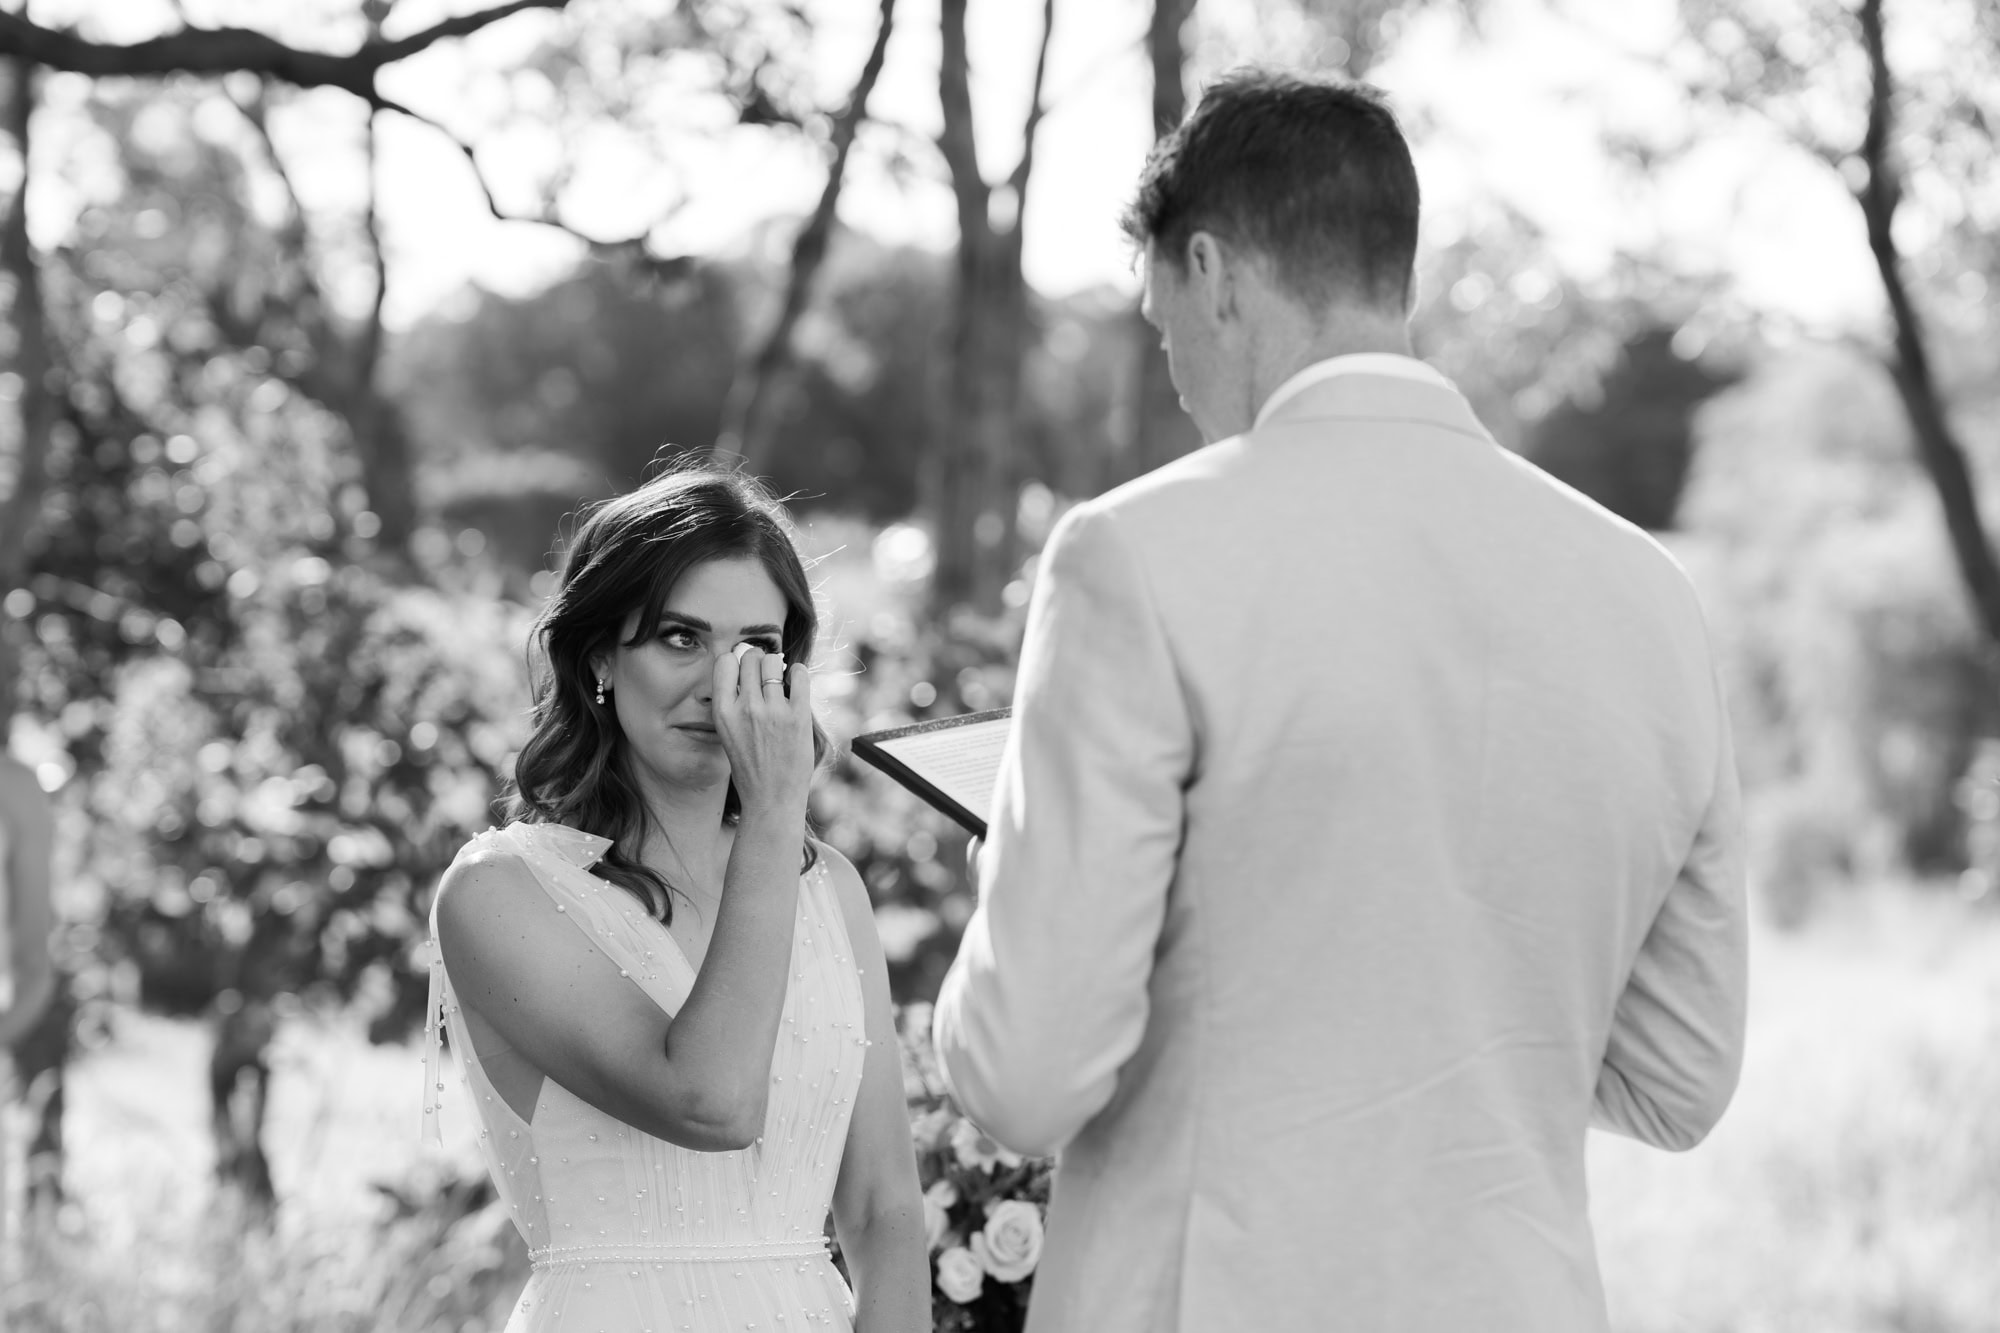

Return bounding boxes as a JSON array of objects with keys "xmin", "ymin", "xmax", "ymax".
[
  {"xmin": 436, "ymin": 649, "xmax": 814, "ymax": 1152},
  {"xmin": 826, "ymin": 847, "xmax": 930, "ymax": 1333}
]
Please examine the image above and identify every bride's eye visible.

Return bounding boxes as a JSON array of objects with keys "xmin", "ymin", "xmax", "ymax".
[{"xmin": 657, "ymin": 625, "xmax": 701, "ymax": 650}]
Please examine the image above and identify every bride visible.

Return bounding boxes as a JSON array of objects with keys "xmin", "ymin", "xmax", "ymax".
[{"xmin": 425, "ymin": 464, "xmax": 928, "ymax": 1331}]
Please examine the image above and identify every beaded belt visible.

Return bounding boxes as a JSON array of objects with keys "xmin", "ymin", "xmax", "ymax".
[{"xmin": 529, "ymin": 1239, "xmax": 832, "ymax": 1271}]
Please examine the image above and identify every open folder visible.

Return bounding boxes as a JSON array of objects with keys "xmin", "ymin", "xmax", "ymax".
[{"xmin": 850, "ymin": 708, "xmax": 1011, "ymax": 839}]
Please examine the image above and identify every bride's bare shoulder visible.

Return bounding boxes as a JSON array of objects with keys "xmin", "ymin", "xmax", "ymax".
[{"xmin": 434, "ymin": 836, "xmax": 549, "ymax": 940}]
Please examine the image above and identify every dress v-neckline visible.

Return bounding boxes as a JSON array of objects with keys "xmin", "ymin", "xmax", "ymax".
[{"xmin": 645, "ymin": 854, "xmax": 825, "ymax": 982}]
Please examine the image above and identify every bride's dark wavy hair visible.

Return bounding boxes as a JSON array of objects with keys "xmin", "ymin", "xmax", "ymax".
[{"xmin": 505, "ymin": 461, "xmax": 828, "ymax": 923}]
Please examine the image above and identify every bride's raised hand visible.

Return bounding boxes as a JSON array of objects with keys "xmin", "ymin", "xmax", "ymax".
[{"xmin": 712, "ymin": 643, "xmax": 814, "ymax": 820}]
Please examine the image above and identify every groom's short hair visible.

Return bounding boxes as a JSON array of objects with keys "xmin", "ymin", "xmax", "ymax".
[{"xmin": 1122, "ymin": 67, "xmax": 1420, "ymax": 313}]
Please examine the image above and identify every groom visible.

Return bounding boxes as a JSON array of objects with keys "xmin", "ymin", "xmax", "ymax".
[{"xmin": 932, "ymin": 68, "xmax": 1747, "ymax": 1333}]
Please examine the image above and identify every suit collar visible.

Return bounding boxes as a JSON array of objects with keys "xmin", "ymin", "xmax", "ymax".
[
  {"xmin": 1250, "ymin": 357, "xmax": 1491, "ymax": 444},
  {"xmin": 1253, "ymin": 354, "xmax": 1453, "ymax": 429}
]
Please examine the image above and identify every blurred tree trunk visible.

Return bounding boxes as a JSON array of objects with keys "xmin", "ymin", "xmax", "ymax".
[
  {"xmin": 1854, "ymin": 0, "xmax": 2000, "ymax": 665},
  {"xmin": 0, "ymin": 59, "xmax": 56, "ymax": 732},
  {"xmin": 210, "ymin": 997, "xmax": 278, "ymax": 1208},
  {"xmin": 190, "ymin": 21, "xmax": 407, "ymax": 1202},
  {"xmin": 1105, "ymin": 0, "xmax": 1201, "ymax": 492},
  {"xmin": 0, "ymin": 66, "xmax": 71, "ymax": 1211},
  {"xmin": 15, "ymin": 977, "xmax": 73, "ymax": 1211},
  {"xmin": 718, "ymin": 0, "xmax": 897, "ymax": 473},
  {"xmin": 929, "ymin": 0, "xmax": 1054, "ymax": 611},
  {"xmin": 346, "ymin": 83, "xmax": 416, "ymax": 552},
  {"xmin": 206, "ymin": 57, "xmax": 417, "ymax": 554}
]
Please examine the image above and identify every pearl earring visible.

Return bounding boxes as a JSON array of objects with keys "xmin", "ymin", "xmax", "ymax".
[{"xmin": 595, "ymin": 678, "xmax": 608, "ymax": 705}]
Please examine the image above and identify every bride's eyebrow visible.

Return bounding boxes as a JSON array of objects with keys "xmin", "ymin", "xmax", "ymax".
[{"xmin": 659, "ymin": 610, "xmax": 782, "ymax": 637}]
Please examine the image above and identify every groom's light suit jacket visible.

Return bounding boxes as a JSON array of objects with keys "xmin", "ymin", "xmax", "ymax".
[{"xmin": 933, "ymin": 357, "xmax": 1748, "ymax": 1333}]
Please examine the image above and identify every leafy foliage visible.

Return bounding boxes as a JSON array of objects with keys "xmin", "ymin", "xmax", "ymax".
[
  {"xmin": 805, "ymin": 521, "xmax": 1043, "ymax": 1002},
  {"xmin": 1679, "ymin": 342, "xmax": 2000, "ymax": 920},
  {"xmin": 7, "ymin": 75, "xmax": 537, "ymax": 1199}
]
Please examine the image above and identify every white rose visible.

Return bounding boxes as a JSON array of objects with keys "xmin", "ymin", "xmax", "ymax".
[
  {"xmin": 950, "ymin": 1117, "xmax": 1023, "ymax": 1172},
  {"xmin": 922, "ymin": 1179, "xmax": 958, "ymax": 1250},
  {"xmin": 971, "ymin": 1199, "xmax": 1045, "ymax": 1283},
  {"xmin": 911, "ymin": 1107, "xmax": 955, "ymax": 1153},
  {"xmin": 935, "ymin": 1245, "xmax": 985, "ymax": 1304}
]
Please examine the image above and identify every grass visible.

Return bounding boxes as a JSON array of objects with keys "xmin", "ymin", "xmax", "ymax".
[
  {"xmin": 8, "ymin": 882, "xmax": 1999, "ymax": 1332},
  {"xmin": 9, "ymin": 1011, "xmax": 521, "ymax": 1332},
  {"xmin": 1589, "ymin": 885, "xmax": 2000, "ymax": 1333}
]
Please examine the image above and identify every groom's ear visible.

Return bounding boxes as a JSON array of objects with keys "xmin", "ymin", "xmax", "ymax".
[{"xmin": 1185, "ymin": 230, "xmax": 1236, "ymax": 323}]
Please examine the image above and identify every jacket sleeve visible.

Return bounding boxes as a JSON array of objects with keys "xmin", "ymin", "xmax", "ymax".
[
  {"xmin": 1592, "ymin": 673, "xmax": 1749, "ymax": 1151},
  {"xmin": 932, "ymin": 500, "xmax": 1194, "ymax": 1156}
]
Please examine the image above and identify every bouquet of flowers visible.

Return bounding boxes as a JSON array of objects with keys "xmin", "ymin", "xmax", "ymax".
[{"xmin": 898, "ymin": 1002, "xmax": 1055, "ymax": 1333}]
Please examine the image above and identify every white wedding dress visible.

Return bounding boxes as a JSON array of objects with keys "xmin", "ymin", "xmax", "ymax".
[{"xmin": 422, "ymin": 821, "xmax": 866, "ymax": 1331}]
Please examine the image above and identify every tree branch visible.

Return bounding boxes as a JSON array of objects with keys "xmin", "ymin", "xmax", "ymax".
[
  {"xmin": 1854, "ymin": 0, "xmax": 2000, "ymax": 650},
  {"xmin": 0, "ymin": 1, "xmax": 566, "ymax": 95},
  {"xmin": 225, "ymin": 80, "xmax": 329, "ymax": 323},
  {"xmin": 935, "ymin": 0, "xmax": 983, "ymax": 212},
  {"xmin": 358, "ymin": 110, "xmax": 388, "ymax": 390},
  {"xmin": 1005, "ymin": 0, "xmax": 1057, "ymax": 202},
  {"xmin": 376, "ymin": 93, "xmax": 693, "ymax": 284},
  {"xmin": 367, "ymin": 0, "xmax": 565, "ymax": 67},
  {"xmin": 358, "ymin": 1, "xmax": 391, "ymax": 390},
  {"xmin": 719, "ymin": 0, "xmax": 899, "ymax": 467}
]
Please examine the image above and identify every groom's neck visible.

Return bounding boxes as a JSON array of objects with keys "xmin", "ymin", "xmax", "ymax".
[{"xmin": 1246, "ymin": 304, "xmax": 1416, "ymax": 418}]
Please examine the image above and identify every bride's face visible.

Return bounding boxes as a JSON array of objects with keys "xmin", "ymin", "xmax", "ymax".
[{"xmin": 598, "ymin": 555, "xmax": 789, "ymax": 797}]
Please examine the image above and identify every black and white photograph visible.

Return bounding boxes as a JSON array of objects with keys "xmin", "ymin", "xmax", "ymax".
[{"xmin": 0, "ymin": 0, "xmax": 1994, "ymax": 1329}]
